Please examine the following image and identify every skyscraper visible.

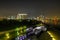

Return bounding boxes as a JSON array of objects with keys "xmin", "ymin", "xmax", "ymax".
[{"xmin": 16, "ymin": 13, "xmax": 28, "ymax": 19}]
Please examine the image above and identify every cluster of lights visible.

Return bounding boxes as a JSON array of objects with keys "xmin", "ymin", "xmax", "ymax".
[
  {"xmin": 17, "ymin": 31, "xmax": 20, "ymax": 36},
  {"xmin": 0, "ymin": 26, "xmax": 27, "ymax": 40},
  {"xmin": 15, "ymin": 25, "xmax": 47, "ymax": 40},
  {"xmin": 2, "ymin": 25, "xmax": 47, "ymax": 40},
  {"xmin": 3, "ymin": 25, "xmax": 47, "ymax": 40},
  {"xmin": 15, "ymin": 35, "xmax": 27, "ymax": 40},
  {"xmin": 15, "ymin": 27, "xmax": 34, "ymax": 40},
  {"xmin": 15, "ymin": 26, "xmax": 27, "ymax": 37},
  {"xmin": 15, "ymin": 32, "xmax": 32, "ymax": 40},
  {"xmin": 16, "ymin": 28, "xmax": 20, "ymax": 31}
]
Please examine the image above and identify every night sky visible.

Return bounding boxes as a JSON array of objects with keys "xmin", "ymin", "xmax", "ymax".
[{"xmin": 0, "ymin": 0, "xmax": 60, "ymax": 18}]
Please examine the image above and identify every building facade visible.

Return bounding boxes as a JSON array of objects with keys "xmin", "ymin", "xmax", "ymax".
[{"xmin": 16, "ymin": 13, "xmax": 28, "ymax": 19}]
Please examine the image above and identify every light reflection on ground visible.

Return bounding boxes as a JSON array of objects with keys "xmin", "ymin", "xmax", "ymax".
[{"xmin": 47, "ymin": 31, "xmax": 56, "ymax": 40}]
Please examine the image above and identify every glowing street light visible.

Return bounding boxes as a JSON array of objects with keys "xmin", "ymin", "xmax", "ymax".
[
  {"xmin": 20, "ymin": 27, "xmax": 23, "ymax": 30},
  {"xmin": 17, "ymin": 31, "xmax": 20, "ymax": 35},
  {"xmin": 52, "ymin": 38, "xmax": 56, "ymax": 40},
  {"xmin": 24, "ymin": 29, "xmax": 26, "ymax": 33},
  {"xmin": 15, "ymin": 28, "xmax": 20, "ymax": 31},
  {"xmin": 5, "ymin": 33, "xmax": 10, "ymax": 39},
  {"xmin": 23, "ymin": 26, "xmax": 26, "ymax": 29}
]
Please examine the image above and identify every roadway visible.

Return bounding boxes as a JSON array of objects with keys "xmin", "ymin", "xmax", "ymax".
[
  {"xmin": 0, "ymin": 21, "xmax": 60, "ymax": 40},
  {"xmin": 28, "ymin": 24, "xmax": 60, "ymax": 40}
]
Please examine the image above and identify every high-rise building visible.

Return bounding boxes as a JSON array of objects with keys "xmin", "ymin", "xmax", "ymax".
[
  {"xmin": 36, "ymin": 15, "xmax": 45, "ymax": 22},
  {"xmin": 16, "ymin": 13, "xmax": 28, "ymax": 19}
]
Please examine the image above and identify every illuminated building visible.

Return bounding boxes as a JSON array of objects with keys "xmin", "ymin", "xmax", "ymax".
[
  {"xmin": 53, "ymin": 16, "xmax": 58, "ymax": 25},
  {"xmin": 44, "ymin": 17, "xmax": 49, "ymax": 23},
  {"xmin": 40, "ymin": 15, "xmax": 45, "ymax": 22},
  {"xmin": 36, "ymin": 15, "xmax": 45, "ymax": 22},
  {"xmin": 36, "ymin": 17, "xmax": 40, "ymax": 21},
  {"xmin": 16, "ymin": 13, "xmax": 28, "ymax": 19},
  {"xmin": 7, "ymin": 16, "xmax": 16, "ymax": 20}
]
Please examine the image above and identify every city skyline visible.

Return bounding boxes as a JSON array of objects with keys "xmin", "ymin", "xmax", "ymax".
[{"xmin": 0, "ymin": 0, "xmax": 60, "ymax": 18}]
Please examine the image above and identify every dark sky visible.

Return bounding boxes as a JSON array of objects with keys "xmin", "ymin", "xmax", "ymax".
[{"xmin": 0, "ymin": 0, "xmax": 60, "ymax": 18}]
